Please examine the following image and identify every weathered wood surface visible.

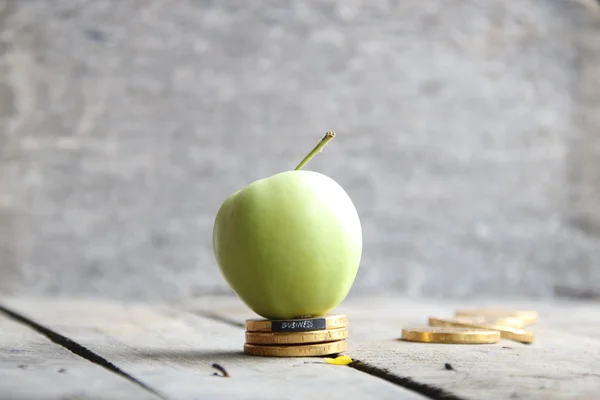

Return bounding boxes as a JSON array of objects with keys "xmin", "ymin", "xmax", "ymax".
[
  {"xmin": 0, "ymin": 308, "xmax": 156, "ymax": 400},
  {"xmin": 0, "ymin": 297, "xmax": 425, "ymax": 400},
  {"xmin": 184, "ymin": 295, "xmax": 600, "ymax": 400}
]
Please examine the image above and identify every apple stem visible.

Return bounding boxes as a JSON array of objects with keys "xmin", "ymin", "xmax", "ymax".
[{"xmin": 294, "ymin": 131, "xmax": 336, "ymax": 171}]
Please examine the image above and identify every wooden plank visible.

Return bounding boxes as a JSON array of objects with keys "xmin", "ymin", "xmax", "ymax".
[
  {"xmin": 183, "ymin": 295, "xmax": 600, "ymax": 400},
  {"xmin": 0, "ymin": 297, "xmax": 427, "ymax": 400},
  {"xmin": 0, "ymin": 309, "xmax": 156, "ymax": 400}
]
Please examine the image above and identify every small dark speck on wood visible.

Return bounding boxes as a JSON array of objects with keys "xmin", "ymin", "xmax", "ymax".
[
  {"xmin": 212, "ymin": 363, "xmax": 230, "ymax": 377},
  {"xmin": 444, "ymin": 363, "xmax": 454, "ymax": 371},
  {"xmin": 58, "ymin": 368, "xmax": 67, "ymax": 373}
]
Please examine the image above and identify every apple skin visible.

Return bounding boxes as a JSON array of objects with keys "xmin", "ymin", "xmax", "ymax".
[{"xmin": 212, "ymin": 170, "xmax": 362, "ymax": 320}]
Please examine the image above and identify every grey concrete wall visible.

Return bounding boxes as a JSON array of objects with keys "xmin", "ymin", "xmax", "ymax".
[{"xmin": 1, "ymin": 0, "xmax": 600, "ymax": 301}]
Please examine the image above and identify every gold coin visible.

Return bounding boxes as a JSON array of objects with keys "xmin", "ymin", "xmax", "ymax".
[
  {"xmin": 245, "ymin": 327, "xmax": 348, "ymax": 345},
  {"xmin": 429, "ymin": 317, "xmax": 535, "ymax": 344},
  {"xmin": 454, "ymin": 315, "xmax": 529, "ymax": 329},
  {"xmin": 243, "ymin": 340, "xmax": 347, "ymax": 357},
  {"xmin": 400, "ymin": 327, "xmax": 501, "ymax": 344},
  {"xmin": 245, "ymin": 314, "xmax": 348, "ymax": 333},
  {"xmin": 455, "ymin": 309, "xmax": 538, "ymax": 325}
]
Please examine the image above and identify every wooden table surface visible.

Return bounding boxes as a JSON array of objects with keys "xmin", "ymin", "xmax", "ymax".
[{"xmin": 1, "ymin": 295, "xmax": 598, "ymax": 400}]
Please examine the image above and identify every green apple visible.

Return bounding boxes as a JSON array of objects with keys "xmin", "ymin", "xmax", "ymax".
[{"xmin": 212, "ymin": 132, "xmax": 362, "ymax": 320}]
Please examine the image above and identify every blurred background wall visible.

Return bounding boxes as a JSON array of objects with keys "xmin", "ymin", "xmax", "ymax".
[{"xmin": 1, "ymin": 0, "xmax": 599, "ymax": 301}]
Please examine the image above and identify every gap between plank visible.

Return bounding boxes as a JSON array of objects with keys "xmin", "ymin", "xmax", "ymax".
[
  {"xmin": 0, "ymin": 304, "xmax": 168, "ymax": 400},
  {"xmin": 194, "ymin": 309, "xmax": 467, "ymax": 400},
  {"xmin": 194, "ymin": 310, "xmax": 245, "ymax": 329},
  {"xmin": 347, "ymin": 361, "xmax": 465, "ymax": 400}
]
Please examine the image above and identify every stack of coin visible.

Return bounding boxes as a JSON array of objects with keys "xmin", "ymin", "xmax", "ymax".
[
  {"xmin": 243, "ymin": 314, "xmax": 349, "ymax": 357},
  {"xmin": 401, "ymin": 308, "xmax": 538, "ymax": 345}
]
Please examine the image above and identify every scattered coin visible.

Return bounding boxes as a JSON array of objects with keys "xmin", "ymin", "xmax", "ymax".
[
  {"xmin": 243, "ymin": 340, "xmax": 348, "ymax": 357},
  {"xmin": 428, "ymin": 317, "xmax": 535, "ymax": 344},
  {"xmin": 401, "ymin": 327, "xmax": 501, "ymax": 344},
  {"xmin": 455, "ymin": 309, "xmax": 538, "ymax": 326},
  {"xmin": 455, "ymin": 315, "xmax": 529, "ymax": 329},
  {"xmin": 246, "ymin": 327, "xmax": 348, "ymax": 345},
  {"xmin": 245, "ymin": 314, "xmax": 348, "ymax": 333}
]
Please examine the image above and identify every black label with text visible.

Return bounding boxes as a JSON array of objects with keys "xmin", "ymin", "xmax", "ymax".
[{"xmin": 271, "ymin": 318, "xmax": 327, "ymax": 332}]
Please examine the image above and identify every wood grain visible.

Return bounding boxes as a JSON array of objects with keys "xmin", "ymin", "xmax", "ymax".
[
  {"xmin": 0, "ymin": 308, "xmax": 156, "ymax": 400},
  {"xmin": 184, "ymin": 295, "xmax": 600, "ymax": 400},
  {"xmin": 0, "ymin": 297, "xmax": 426, "ymax": 400}
]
